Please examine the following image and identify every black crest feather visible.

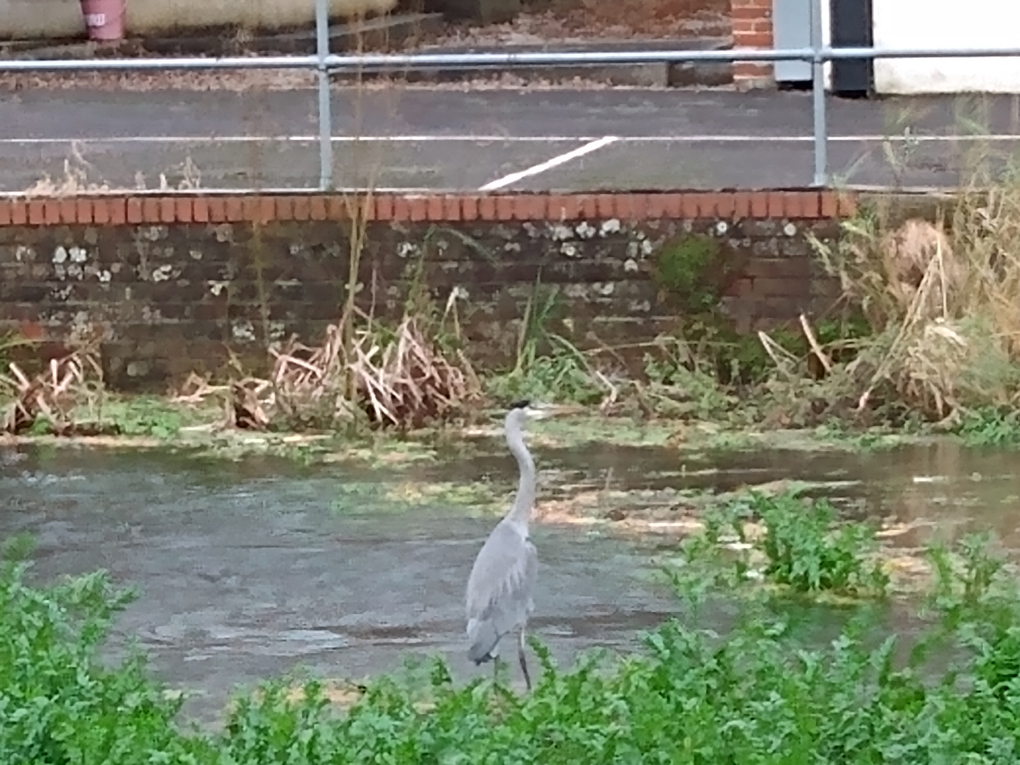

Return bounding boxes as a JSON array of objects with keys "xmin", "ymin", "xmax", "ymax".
[{"xmin": 508, "ymin": 399, "xmax": 531, "ymax": 411}]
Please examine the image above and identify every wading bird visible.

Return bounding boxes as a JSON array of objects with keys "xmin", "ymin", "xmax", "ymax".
[{"xmin": 464, "ymin": 399, "xmax": 551, "ymax": 691}]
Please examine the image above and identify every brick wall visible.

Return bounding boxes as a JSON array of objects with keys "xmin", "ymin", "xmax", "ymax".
[
  {"xmin": 731, "ymin": 0, "xmax": 774, "ymax": 88},
  {"xmin": 0, "ymin": 190, "xmax": 854, "ymax": 390}
]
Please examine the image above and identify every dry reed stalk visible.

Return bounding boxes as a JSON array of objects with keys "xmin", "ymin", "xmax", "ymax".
[
  {"xmin": 0, "ymin": 351, "xmax": 103, "ymax": 434},
  {"xmin": 799, "ymin": 313, "xmax": 832, "ymax": 373}
]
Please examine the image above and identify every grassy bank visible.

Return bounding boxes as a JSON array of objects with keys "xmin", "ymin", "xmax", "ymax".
[{"xmin": 6, "ymin": 175, "xmax": 1020, "ymax": 456}]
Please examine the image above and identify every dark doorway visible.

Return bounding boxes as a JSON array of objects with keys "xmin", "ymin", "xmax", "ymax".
[{"xmin": 830, "ymin": 0, "xmax": 874, "ymax": 97}]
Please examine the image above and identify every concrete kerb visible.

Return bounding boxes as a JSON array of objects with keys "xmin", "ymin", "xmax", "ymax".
[{"xmin": 394, "ymin": 38, "xmax": 735, "ymax": 88}]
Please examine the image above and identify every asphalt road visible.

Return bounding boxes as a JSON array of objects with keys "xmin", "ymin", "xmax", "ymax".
[{"xmin": 2, "ymin": 88, "xmax": 1019, "ymax": 192}]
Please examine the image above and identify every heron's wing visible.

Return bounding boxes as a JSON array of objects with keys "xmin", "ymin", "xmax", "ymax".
[
  {"xmin": 522, "ymin": 537, "xmax": 538, "ymax": 615},
  {"xmin": 465, "ymin": 522, "xmax": 539, "ymax": 663}
]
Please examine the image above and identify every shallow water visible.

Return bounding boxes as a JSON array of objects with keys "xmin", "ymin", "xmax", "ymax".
[{"xmin": 1, "ymin": 436, "xmax": 1018, "ymax": 725}]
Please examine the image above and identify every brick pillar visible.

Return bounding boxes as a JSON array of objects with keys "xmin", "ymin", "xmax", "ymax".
[{"xmin": 732, "ymin": 0, "xmax": 774, "ymax": 89}]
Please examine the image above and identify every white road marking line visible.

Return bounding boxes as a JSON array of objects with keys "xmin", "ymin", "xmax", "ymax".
[
  {"xmin": 2, "ymin": 133, "xmax": 1020, "ymax": 146},
  {"xmin": 621, "ymin": 134, "xmax": 1020, "ymax": 143},
  {"xmin": 478, "ymin": 136, "xmax": 620, "ymax": 191},
  {"xmin": 0, "ymin": 135, "xmax": 583, "ymax": 144},
  {"xmin": 0, "ymin": 186, "xmax": 441, "ymax": 198}
]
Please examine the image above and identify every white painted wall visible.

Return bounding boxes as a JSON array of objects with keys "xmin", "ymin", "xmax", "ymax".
[
  {"xmin": 2, "ymin": 0, "xmax": 397, "ymax": 41},
  {"xmin": 873, "ymin": 0, "xmax": 1020, "ymax": 94}
]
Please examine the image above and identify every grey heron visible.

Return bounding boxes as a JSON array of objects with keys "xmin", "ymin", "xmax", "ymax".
[{"xmin": 464, "ymin": 399, "xmax": 551, "ymax": 691}]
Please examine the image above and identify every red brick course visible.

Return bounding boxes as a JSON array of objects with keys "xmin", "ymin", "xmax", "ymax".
[{"xmin": 0, "ymin": 190, "xmax": 858, "ymax": 227}]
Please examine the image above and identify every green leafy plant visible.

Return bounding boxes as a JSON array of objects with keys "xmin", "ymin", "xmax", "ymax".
[
  {"xmin": 0, "ymin": 542, "xmax": 202, "ymax": 764},
  {"xmin": 91, "ymin": 396, "xmax": 187, "ymax": 439},
  {"xmin": 652, "ymin": 233, "xmax": 733, "ymax": 312},
  {"xmin": 750, "ymin": 492, "xmax": 890, "ymax": 596},
  {"xmin": 671, "ymin": 492, "xmax": 890, "ymax": 599},
  {"xmin": 486, "ymin": 277, "xmax": 605, "ymax": 405},
  {"xmin": 7, "ymin": 529, "xmax": 1020, "ymax": 764},
  {"xmin": 641, "ymin": 336, "xmax": 739, "ymax": 420},
  {"xmin": 954, "ymin": 405, "xmax": 1020, "ymax": 448}
]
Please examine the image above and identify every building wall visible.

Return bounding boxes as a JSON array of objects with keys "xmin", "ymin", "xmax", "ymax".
[
  {"xmin": 732, "ymin": 0, "xmax": 832, "ymax": 90},
  {"xmin": 731, "ymin": 0, "xmax": 774, "ymax": 87},
  {"xmin": 2, "ymin": 0, "xmax": 396, "ymax": 41},
  {"xmin": 0, "ymin": 190, "xmax": 852, "ymax": 390},
  {"xmin": 873, "ymin": 0, "xmax": 1020, "ymax": 94}
]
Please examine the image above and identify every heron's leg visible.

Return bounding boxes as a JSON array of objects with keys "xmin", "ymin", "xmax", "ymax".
[{"xmin": 518, "ymin": 625, "xmax": 532, "ymax": 692}]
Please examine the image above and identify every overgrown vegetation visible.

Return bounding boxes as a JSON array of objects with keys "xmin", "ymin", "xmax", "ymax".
[
  {"xmin": 671, "ymin": 491, "xmax": 891, "ymax": 599},
  {"xmin": 215, "ymin": 227, "xmax": 483, "ymax": 433},
  {"xmin": 954, "ymin": 405, "xmax": 1020, "ymax": 448},
  {"xmin": 486, "ymin": 279, "xmax": 607, "ymax": 406},
  {"xmin": 0, "ymin": 535, "xmax": 197, "ymax": 762},
  {"xmin": 8, "ymin": 492, "xmax": 1020, "ymax": 763},
  {"xmin": 0, "ymin": 340, "xmax": 201, "ymax": 440},
  {"xmin": 805, "ymin": 188, "xmax": 1020, "ymax": 427},
  {"xmin": 467, "ymin": 168, "xmax": 1020, "ymax": 441}
]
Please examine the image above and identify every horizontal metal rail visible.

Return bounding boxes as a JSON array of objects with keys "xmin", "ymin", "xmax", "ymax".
[
  {"xmin": 3, "ymin": 0, "xmax": 1019, "ymax": 192},
  {"xmin": 3, "ymin": 46, "xmax": 1020, "ymax": 73}
]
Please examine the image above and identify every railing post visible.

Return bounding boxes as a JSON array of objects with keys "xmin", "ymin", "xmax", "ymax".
[
  {"xmin": 809, "ymin": 0, "xmax": 828, "ymax": 187},
  {"xmin": 315, "ymin": 0, "xmax": 334, "ymax": 191}
]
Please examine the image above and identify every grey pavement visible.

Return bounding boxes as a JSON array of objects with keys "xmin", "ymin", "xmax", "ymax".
[{"xmin": 2, "ymin": 88, "xmax": 1019, "ymax": 192}]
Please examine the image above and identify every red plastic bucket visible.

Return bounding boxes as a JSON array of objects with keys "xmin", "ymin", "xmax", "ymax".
[{"xmin": 80, "ymin": 0, "xmax": 125, "ymax": 42}]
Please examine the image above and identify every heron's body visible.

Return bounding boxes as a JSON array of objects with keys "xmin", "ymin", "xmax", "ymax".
[
  {"xmin": 466, "ymin": 518, "xmax": 538, "ymax": 663},
  {"xmin": 464, "ymin": 400, "xmax": 544, "ymax": 689}
]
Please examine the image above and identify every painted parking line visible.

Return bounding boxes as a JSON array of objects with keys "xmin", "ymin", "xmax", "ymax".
[
  {"xmin": 478, "ymin": 136, "xmax": 619, "ymax": 191},
  {"xmin": 2, "ymin": 132, "xmax": 1018, "ymax": 195}
]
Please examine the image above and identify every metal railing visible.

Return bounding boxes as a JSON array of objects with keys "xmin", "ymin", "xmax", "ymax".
[{"xmin": 3, "ymin": 0, "xmax": 1020, "ymax": 190}]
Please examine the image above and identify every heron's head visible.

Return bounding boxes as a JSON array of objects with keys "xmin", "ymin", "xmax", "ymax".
[{"xmin": 504, "ymin": 399, "xmax": 578, "ymax": 429}]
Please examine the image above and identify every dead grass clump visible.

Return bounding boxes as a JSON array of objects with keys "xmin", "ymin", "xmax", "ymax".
[
  {"xmin": 265, "ymin": 324, "xmax": 354, "ymax": 430},
  {"xmin": 0, "ymin": 351, "xmax": 103, "ymax": 435},
  {"xmin": 807, "ymin": 183, "xmax": 1020, "ymax": 421},
  {"xmin": 23, "ymin": 142, "xmax": 202, "ymax": 197},
  {"xmin": 223, "ymin": 316, "xmax": 479, "ymax": 432},
  {"xmin": 23, "ymin": 149, "xmax": 112, "ymax": 198},
  {"xmin": 349, "ymin": 316, "xmax": 479, "ymax": 429}
]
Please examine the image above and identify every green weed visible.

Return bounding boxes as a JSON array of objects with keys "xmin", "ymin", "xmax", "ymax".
[
  {"xmin": 671, "ymin": 492, "xmax": 890, "ymax": 599},
  {"xmin": 486, "ymin": 278, "xmax": 605, "ymax": 405},
  {"xmin": 329, "ymin": 479, "xmax": 502, "ymax": 516},
  {"xmin": 86, "ymin": 396, "xmax": 190, "ymax": 439},
  {"xmin": 954, "ymin": 406, "xmax": 1020, "ymax": 448},
  {"xmin": 752, "ymin": 492, "xmax": 890, "ymax": 596},
  {"xmin": 487, "ymin": 347, "xmax": 604, "ymax": 405},
  {"xmin": 652, "ymin": 233, "xmax": 731, "ymax": 312},
  {"xmin": 0, "ymin": 544, "xmax": 204, "ymax": 764},
  {"xmin": 6, "ymin": 529, "xmax": 1020, "ymax": 763}
]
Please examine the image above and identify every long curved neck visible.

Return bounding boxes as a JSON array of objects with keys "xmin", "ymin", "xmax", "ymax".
[{"xmin": 504, "ymin": 414, "xmax": 536, "ymax": 528}]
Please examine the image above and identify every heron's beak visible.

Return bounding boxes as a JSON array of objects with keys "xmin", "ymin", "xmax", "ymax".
[{"xmin": 528, "ymin": 402, "xmax": 585, "ymax": 420}]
